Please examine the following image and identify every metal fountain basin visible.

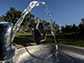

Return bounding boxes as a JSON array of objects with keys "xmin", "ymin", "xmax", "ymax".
[{"xmin": 13, "ymin": 44, "xmax": 84, "ymax": 63}]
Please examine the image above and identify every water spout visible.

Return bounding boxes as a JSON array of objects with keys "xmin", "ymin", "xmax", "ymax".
[
  {"xmin": 12, "ymin": 0, "xmax": 57, "ymax": 47},
  {"xmin": 12, "ymin": 1, "xmax": 46, "ymax": 42},
  {"xmin": 11, "ymin": 1, "xmax": 58, "ymax": 62}
]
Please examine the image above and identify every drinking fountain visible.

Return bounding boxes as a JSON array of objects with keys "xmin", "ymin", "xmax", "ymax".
[
  {"xmin": 0, "ymin": 22, "xmax": 16, "ymax": 63},
  {"xmin": 0, "ymin": 0, "xmax": 84, "ymax": 63}
]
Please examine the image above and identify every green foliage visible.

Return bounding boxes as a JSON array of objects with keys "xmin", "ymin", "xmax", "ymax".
[
  {"xmin": 21, "ymin": 12, "xmax": 35, "ymax": 32},
  {"xmin": 41, "ymin": 20, "xmax": 59, "ymax": 33},
  {"xmin": 28, "ymin": 18, "xmax": 35, "ymax": 33},
  {"xmin": 0, "ymin": 7, "xmax": 36, "ymax": 33},
  {"xmin": 14, "ymin": 33, "xmax": 84, "ymax": 47},
  {"xmin": 81, "ymin": 18, "xmax": 84, "ymax": 23},
  {"xmin": 5, "ymin": 7, "xmax": 22, "ymax": 24},
  {"xmin": 78, "ymin": 23, "xmax": 84, "ymax": 34},
  {"xmin": 41, "ymin": 20, "xmax": 51, "ymax": 33},
  {"xmin": 61, "ymin": 23, "xmax": 78, "ymax": 33},
  {"xmin": 0, "ymin": 7, "xmax": 60, "ymax": 34},
  {"xmin": 0, "ymin": 16, "xmax": 2, "ymax": 21},
  {"xmin": 52, "ymin": 21, "xmax": 59, "ymax": 33},
  {"xmin": 42, "ymin": 20, "xmax": 50, "ymax": 28},
  {"xmin": 61, "ymin": 18, "xmax": 84, "ymax": 35},
  {"xmin": 56, "ymin": 33, "xmax": 84, "ymax": 47}
]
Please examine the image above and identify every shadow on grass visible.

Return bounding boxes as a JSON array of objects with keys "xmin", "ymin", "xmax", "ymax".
[{"xmin": 13, "ymin": 35, "xmax": 36, "ymax": 48}]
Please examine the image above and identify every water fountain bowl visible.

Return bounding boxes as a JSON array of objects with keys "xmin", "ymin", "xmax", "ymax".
[{"xmin": 13, "ymin": 44, "xmax": 84, "ymax": 63}]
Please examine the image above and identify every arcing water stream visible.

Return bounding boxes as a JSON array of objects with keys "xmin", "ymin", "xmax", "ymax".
[{"xmin": 12, "ymin": 1, "xmax": 59, "ymax": 62}]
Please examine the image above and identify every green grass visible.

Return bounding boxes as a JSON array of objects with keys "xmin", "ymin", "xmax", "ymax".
[
  {"xmin": 56, "ymin": 34, "xmax": 84, "ymax": 47},
  {"xmin": 13, "ymin": 32, "xmax": 84, "ymax": 47},
  {"xmin": 14, "ymin": 32, "xmax": 32, "ymax": 42}
]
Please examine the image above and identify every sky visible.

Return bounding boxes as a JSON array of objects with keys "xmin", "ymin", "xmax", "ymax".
[{"xmin": 0, "ymin": 0, "xmax": 84, "ymax": 29}]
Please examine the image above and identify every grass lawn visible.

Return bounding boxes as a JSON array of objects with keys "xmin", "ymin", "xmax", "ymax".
[
  {"xmin": 13, "ymin": 32, "xmax": 84, "ymax": 48},
  {"xmin": 56, "ymin": 34, "xmax": 84, "ymax": 47},
  {"xmin": 14, "ymin": 33, "xmax": 32, "ymax": 42}
]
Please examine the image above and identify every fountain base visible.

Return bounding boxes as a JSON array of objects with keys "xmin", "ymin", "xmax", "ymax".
[{"xmin": 13, "ymin": 44, "xmax": 84, "ymax": 63}]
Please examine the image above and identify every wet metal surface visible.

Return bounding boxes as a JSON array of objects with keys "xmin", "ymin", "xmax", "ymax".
[
  {"xmin": 0, "ymin": 22, "xmax": 16, "ymax": 61},
  {"xmin": 13, "ymin": 44, "xmax": 84, "ymax": 63}
]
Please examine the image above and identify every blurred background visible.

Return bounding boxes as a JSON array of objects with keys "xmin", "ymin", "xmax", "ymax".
[{"xmin": 0, "ymin": 0, "xmax": 84, "ymax": 48}]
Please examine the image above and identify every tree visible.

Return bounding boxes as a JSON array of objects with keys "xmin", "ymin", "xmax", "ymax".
[
  {"xmin": 81, "ymin": 18, "xmax": 84, "ymax": 23},
  {"xmin": 28, "ymin": 18, "xmax": 35, "ymax": 33},
  {"xmin": 61, "ymin": 26, "xmax": 65, "ymax": 33},
  {"xmin": 5, "ymin": 7, "xmax": 21, "ymax": 25},
  {"xmin": 78, "ymin": 23, "xmax": 84, "ymax": 34},
  {"xmin": 21, "ymin": 12, "xmax": 35, "ymax": 33},
  {"xmin": 1, "ymin": 7, "xmax": 35, "ymax": 33},
  {"xmin": 41, "ymin": 20, "xmax": 51, "ymax": 33},
  {"xmin": 63, "ymin": 25, "xmax": 72, "ymax": 33},
  {"xmin": 52, "ymin": 21, "xmax": 59, "ymax": 33},
  {"xmin": 41, "ymin": 20, "xmax": 50, "ymax": 29},
  {"xmin": 0, "ymin": 16, "xmax": 2, "ymax": 21},
  {"xmin": 78, "ymin": 18, "xmax": 84, "ymax": 34},
  {"xmin": 72, "ymin": 23, "xmax": 78, "ymax": 32}
]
